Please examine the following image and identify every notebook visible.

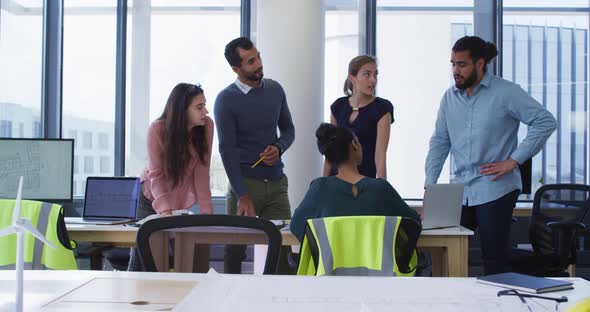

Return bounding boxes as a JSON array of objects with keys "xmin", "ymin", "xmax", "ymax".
[
  {"xmin": 66, "ymin": 176, "xmax": 140, "ymax": 225},
  {"xmin": 476, "ymin": 272, "xmax": 574, "ymax": 294},
  {"xmin": 421, "ymin": 183, "xmax": 464, "ymax": 229}
]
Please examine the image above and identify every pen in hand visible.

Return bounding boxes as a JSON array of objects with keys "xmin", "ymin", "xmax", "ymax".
[{"xmin": 251, "ymin": 156, "xmax": 265, "ymax": 168}]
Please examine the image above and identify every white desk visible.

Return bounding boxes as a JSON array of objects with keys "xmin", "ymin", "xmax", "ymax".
[
  {"xmin": 0, "ymin": 271, "xmax": 588, "ymax": 312},
  {"xmin": 66, "ymin": 223, "xmax": 473, "ymax": 277}
]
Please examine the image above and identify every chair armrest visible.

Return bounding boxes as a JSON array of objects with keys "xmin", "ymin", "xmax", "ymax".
[{"xmin": 546, "ymin": 221, "xmax": 586, "ymax": 230}]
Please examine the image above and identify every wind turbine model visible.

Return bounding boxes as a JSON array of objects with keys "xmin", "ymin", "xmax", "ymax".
[{"xmin": 0, "ymin": 177, "xmax": 56, "ymax": 312}]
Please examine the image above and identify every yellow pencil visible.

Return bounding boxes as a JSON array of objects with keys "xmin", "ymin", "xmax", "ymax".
[{"xmin": 251, "ymin": 156, "xmax": 266, "ymax": 168}]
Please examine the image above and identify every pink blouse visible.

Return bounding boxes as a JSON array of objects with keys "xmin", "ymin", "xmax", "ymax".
[{"xmin": 140, "ymin": 118, "xmax": 214, "ymax": 214}]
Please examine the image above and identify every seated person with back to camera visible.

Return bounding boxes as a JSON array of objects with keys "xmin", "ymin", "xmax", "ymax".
[{"xmin": 290, "ymin": 123, "xmax": 420, "ymax": 241}]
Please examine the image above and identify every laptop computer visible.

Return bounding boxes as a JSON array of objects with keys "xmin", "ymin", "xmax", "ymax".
[
  {"xmin": 421, "ymin": 183, "xmax": 464, "ymax": 230},
  {"xmin": 66, "ymin": 176, "xmax": 140, "ymax": 225}
]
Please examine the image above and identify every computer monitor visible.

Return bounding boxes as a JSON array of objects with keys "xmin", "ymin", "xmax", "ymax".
[{"xmin": 0, "ymin": 138, "xmax": 74, "ymax": 201}]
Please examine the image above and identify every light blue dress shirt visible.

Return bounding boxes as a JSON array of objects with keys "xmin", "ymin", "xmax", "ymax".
[{"xmin": 425, "ymin": 72, "xmax": 557, "ymax": 206}]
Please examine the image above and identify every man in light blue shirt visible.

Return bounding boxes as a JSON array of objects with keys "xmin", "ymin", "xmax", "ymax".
[{"xmin": 425, "ymin": 36, "xmax": 556, "ymax": 274}]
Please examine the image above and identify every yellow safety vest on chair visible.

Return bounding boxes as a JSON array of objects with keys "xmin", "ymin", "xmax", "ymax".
[
  {"xmin": 0, "ymin": 200, "xmax": 77, "ymax": 270},
  {"xmin": 297, "ymin": 215, "xmax": 421, "ymax": 276}
]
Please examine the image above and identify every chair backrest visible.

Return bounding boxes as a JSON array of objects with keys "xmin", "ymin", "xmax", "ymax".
[
  {"xmin": 136, "ymin": 214, "xmax": 283, "ymax": 274},
  {"xmin": 529, "ymin": 184, "xmax": 590, "ymax": 268},
  {"xmin": 297, "ymin": 216, "xmax": 421, "ymax": 276}
]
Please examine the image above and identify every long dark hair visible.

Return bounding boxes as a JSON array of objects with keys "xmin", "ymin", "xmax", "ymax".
[{"xmin": 158, "ymin": 83, "xmax": 208, "ymax": 188}]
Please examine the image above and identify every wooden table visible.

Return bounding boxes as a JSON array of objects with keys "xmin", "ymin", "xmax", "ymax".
[{"xmin": 66, "ymin": 223, "xmax": 473, "ymax": 277}]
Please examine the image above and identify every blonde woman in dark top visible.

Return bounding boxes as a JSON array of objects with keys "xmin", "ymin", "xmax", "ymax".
[
  {"xmin": 324, "ymin": 55, "xmax": 394, "ymax": 179},
  {"xmin": 291, "ymin": 123, "xmax": 420, "ymax": 241}
]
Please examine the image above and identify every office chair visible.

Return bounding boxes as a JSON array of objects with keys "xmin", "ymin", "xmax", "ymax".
[
  {"xmin": 297, "ymin": 216, "xmax": 421, "ymax": 276},
  {"xmin": 510, "ymin": 184, "xmax": 590, "ymax": 277},
  {"xmin": 136, "ymin": 214, "xmax": 283, "ymax": 274}
]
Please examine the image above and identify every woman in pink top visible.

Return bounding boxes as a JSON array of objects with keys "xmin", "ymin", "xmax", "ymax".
[{"xmin": 128, "ymin": 83, "xmax": 214, "ymax": 271}]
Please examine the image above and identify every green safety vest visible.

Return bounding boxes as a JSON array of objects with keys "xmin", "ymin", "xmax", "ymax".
[
  {"xmin": 297, "ymin": 215, "xmax": 419, "ymax": 276},
  {"xmin": 0, "ymin": 200, "xmax": 77, "ymax": 270}
]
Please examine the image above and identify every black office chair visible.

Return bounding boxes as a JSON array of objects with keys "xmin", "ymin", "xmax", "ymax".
[
  {"xmin": 136, "ymin": 214, "xmax": 283, "ymax": 274},
  {"xmin": 510, "ymin": 184, "xmax": 590, "ymax": 277}
]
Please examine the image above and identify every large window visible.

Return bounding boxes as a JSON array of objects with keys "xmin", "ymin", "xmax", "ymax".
[
  {"xmin": 0, "ymin": 0, "xmax": 43, "ymax": 138},
  {"xmin": 376, "ymin": 0, "xmax": 474, "ymax": 199},
  {"xmin": 503, "ymin": 0, "xmax": 589, "ymax": 196},
  {"xmin": 324, "ymin": 0, "xmax": 361, "ymax": 121},
  {"xmin": 124, "ymin": 0, "xmax": 241, "ymax": 197},
  {"xmin": 62, "ymin": 1, "xmax": 117, "ymax": 196},
  {"xmin": 4, "ymin": 0, "xmax": 589, "ymax": 203}
]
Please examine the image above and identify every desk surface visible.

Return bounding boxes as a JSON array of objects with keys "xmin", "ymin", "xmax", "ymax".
[
  {"xmin": 66, "ymin": 223, "xmax": 473, "ymax": 248},
  {"xmin": 0, "ymin": 270, "xmax": 588, "ymax": 312},
  {"xmin": 66, "ymin": 223, "xmax": 473, "ymax": 237}
]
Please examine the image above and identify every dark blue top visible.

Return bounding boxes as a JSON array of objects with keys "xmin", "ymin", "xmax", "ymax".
[
  {"xmin": 330, "ymin": 96, "xmax": 394, "ymax": 177},
  {"xmin": 290, "ymin": 176, "xmax": 420, "ymax": 241},
  {"xmin": 214, "ymin": 79, "xmax": 295, "ymax": 197}
]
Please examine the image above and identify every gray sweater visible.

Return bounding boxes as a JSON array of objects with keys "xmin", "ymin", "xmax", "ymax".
[{"xmin": 214, "ymin": 79, "xmax": 295, "ymax": 197}]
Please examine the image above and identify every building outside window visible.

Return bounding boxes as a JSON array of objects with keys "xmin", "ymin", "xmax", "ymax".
[
  {"xmin": 0, "ymin": 1, "xmax": 43, "ymax": 139},
  {"xmin": 2, "ymin": 0, "xmax": 588, "ymax": 202},
  {"xmin": 124, "ymin": 0, "xmax": 241, "ymax": 196},
  {"xmin": 324, "ymin": 0, "xmax": 361, "ymax": 121},
  {"xmin": 502, "ymin": 0, "xmax": 589, "ymax": 196},
  {"xmin": 98, "ymin": 132, "xmax": 109, "ymax": 150},
  {"xmin": 33, "ymin": 121, "xmax": 41, "ymax": 138},
  {"xmin": 100, "ymin": 156, "xmax": 111, "ymax": 174},
  {"xmin": 376, "ymin": 0, "xmax": 474, "ymax": 199},
  {"xmin": 0, "ymin": 120, "xmax": 12, "ymax": 137},
  {"xmin": 68, "ymin": 129, "xmax": 78, "ymax": 148},
  {"xmin": 84, "ymin": 156, "xmax": 94, "ymax": 174},
  {"xmin": 62, "ymin": 1, "xmax": 117, "ymax": 196},
  {"xmin": 82, "ymin": 131, "xmax": 93, "ymax": 149},
  {"xmin": 74, "ymin": 155, "xmax": 79, "ymax": 174}
]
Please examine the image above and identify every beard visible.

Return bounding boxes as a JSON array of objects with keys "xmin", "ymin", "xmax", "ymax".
[
  {"xmin": 454, "ymin": 70, "xmax": 478, "ymax": 90},
  {"xmin": 244, "ymin": 67, "xmax": 264, "ymax": 82}
]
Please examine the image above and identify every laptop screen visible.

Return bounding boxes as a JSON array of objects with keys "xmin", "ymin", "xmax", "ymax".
[{"xmin": 83, "ymin": 177, "xmax": 140, "ymax": 219}]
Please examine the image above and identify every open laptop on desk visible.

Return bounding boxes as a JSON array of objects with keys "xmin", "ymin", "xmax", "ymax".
[
  {"xmin": 422, "ymin": 183, "xmax": 464, "ymax": 230},
  {"xmin": 66, "ymin": 177, "xmax": 140, "ymax": 225}
]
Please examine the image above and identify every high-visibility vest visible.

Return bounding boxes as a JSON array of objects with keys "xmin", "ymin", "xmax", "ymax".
[
  {"xmin": 297, "ymin": 215, "xmax": 420, "ymax": 276},
  {"xmin": 0, "ymin": 200, "xmax": 77, "ymax": 270}
]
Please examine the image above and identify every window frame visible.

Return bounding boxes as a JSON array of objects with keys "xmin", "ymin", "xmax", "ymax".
[{"xmin": 24, "ymin": 0, "xmax": 590, "ymax": 202}]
